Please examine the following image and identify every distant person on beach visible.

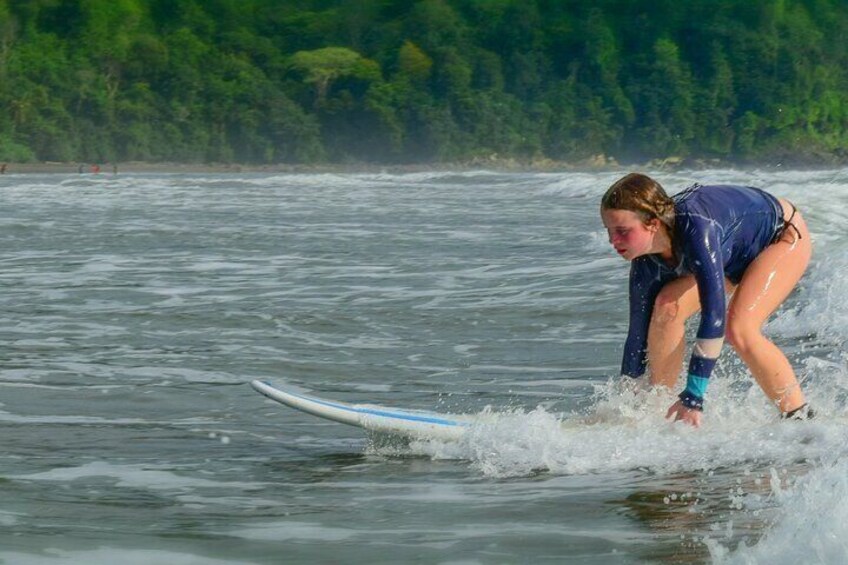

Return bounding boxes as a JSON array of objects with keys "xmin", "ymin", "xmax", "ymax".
[{"xmin": 600, "ymin": 173, "xmax": 813, "ymax": 426}]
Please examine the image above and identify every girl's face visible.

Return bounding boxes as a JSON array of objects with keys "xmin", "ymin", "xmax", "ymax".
[{"xmin": 600, "ymin": 208, "xmax": 659, "ymax": 261}]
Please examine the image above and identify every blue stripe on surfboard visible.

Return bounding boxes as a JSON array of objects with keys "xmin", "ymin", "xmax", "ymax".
[{"xmin": 263, "ymin": 382, "xmax": 465, "ymax": 428}]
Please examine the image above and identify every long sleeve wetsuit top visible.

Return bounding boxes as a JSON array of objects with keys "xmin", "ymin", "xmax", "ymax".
[{"xmin": 621, "ymin": 184, "xmax": 785, "ymax": 404}]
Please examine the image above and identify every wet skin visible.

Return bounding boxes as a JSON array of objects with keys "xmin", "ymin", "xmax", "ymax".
[
  {"xmin": 601, "ymin": 209, "xmax": 702, "ymax": 425},
  {"xmin": 601, "ymin": 202, "xmax": 810, "ymax": 427}
]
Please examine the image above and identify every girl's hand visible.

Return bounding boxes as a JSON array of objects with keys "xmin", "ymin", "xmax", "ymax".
[{"xmin": 666, "ymin": 400, "xmax": 702, "ymax": 427}]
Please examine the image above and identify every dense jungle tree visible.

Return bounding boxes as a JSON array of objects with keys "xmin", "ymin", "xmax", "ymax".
[{"xmin": 0, "ymin": 0, "xmax": 846, "ymax": 165}]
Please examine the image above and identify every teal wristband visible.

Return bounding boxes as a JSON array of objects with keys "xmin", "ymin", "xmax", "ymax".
[{"xmin": 684, "ymin": 373, "xmax": 709, "ymax": 398}]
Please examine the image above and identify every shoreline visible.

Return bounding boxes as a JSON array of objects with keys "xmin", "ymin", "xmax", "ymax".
[{"xmin": 1, "ymin": 157, "xmax": 847, "ymax": 176}]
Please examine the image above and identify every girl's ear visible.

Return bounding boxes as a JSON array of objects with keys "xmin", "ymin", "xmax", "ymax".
[{"xmin": 647, "ymin": 218, "xmax": 661, "ymax": 232}]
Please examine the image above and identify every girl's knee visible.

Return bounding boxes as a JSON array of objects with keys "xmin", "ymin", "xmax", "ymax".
[
  {"xmin": 653, "ymin": 297, "xmax": 680, "ymax": 325},
  {"xmin": 652, "ymin": 288, "xmax": 694, "ymax": 326},
  {"xmin": 725, "ymin": 318, "xmax": 760, "ymax": 354}
]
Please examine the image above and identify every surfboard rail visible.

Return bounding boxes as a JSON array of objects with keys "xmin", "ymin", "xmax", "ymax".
[{"xmin": 251, "ymin": 380, "xmax": 469, "ymax": 441}]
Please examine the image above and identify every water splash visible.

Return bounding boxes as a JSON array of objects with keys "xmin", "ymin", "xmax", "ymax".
[{"xmin": 709, "ymin": 457, "xmax": 848, "ymax": 563}]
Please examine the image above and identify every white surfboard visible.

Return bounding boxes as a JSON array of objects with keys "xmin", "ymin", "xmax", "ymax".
[{"xmin": 250, "ymin": 380, "xmax": 471, "ymax": 441}]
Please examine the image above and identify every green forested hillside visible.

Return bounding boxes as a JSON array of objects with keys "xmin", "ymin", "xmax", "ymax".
[{"xmin": 1, "ymin": 0, "xmax": 846, "ymax": 165}]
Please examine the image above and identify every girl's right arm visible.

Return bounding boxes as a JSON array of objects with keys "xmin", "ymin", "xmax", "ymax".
[{"xmin": 621, "ymin": 259, "xmax": 668, "ymax": 378}]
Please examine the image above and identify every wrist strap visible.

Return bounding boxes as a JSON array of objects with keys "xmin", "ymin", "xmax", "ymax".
[
  {"xmin": 678, "ymin": 389, "xmax": 704, "ymax": 411},
  {"xmin": 679, "ymin": 373, "xmax": 708, "ymax": 411}
]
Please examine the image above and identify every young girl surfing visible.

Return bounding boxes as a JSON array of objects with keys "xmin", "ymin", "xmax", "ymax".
[{"xmin": 600, "ymin": 173, "xmax": 813, "ymax": 426}]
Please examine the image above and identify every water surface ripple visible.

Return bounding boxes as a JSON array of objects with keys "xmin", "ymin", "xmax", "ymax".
[{"xmin": 1, "ymin": 170, "xmax": 847, "ymax": 563}]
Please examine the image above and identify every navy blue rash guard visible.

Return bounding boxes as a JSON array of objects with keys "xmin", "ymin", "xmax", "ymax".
[{"xmin": 620, "ymin": 184, "xmax": 785, "ymax": 407}]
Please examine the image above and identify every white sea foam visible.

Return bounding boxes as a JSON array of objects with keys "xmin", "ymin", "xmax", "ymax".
[
  {"xmin": 229, "ymin": 521, "xmax": 357, "ymax": 542},
  {"xmin": 537, "ymin": 172, "xmax": 618, "ymax": 198},
  {"xmin": 396, "ymin": 375, "xmax": 843, "ymax": 480},
  {"xmin": 768, "ymin": 248, "xmax": 848, "ymax": 343},
  {"xmin": 0, "ymin": 549, "xmax": 241, "ymax": 565},
  {"xmin": 0, "ymin": 510, "xmax": 21, "ymax": 526},
  {"xmin": 17, "ymin": 461, "xmax": 263, "ymax": 492},
  {"xmin": 709, "ymin": 457, "xmax": 848, "ymax": 563}
]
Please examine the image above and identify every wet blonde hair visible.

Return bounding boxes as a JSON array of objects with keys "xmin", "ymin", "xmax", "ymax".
[{"xmin": 601, "ymin": 172, "xmax": 675, "ymax": 233}]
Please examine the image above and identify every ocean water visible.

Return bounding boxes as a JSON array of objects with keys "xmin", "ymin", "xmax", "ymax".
[{"xmin": 0, "ymin": 169, "xmax": 846, "ymax": 564}]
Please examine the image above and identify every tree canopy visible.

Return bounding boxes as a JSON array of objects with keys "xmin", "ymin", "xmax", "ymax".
[{"xmin": 1, "ymin": 0, "xmax": 847, "ymax": 165}]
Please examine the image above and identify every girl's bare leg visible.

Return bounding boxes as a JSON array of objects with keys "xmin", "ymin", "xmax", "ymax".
[
  {"xmin": 647, "ymin": 276, "xmax": 701, "ymax": 389},
  {"xmin": 726, "ymin": 199, "xmax": 812, "ymax": 413},
  {"xmin": 648, "ymin": 277, "xmax": 736, "ymax": 388}
]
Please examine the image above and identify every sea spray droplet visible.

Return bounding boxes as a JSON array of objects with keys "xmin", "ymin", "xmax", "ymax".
[{"xmin": 721, "ymin": 457, "xmax": 848, "ymax": 560}]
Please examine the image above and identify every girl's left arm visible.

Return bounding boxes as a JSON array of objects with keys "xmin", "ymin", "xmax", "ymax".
[{"xmin": 676, "ymin": 215, "xmax": 727, "ymax": 411}]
